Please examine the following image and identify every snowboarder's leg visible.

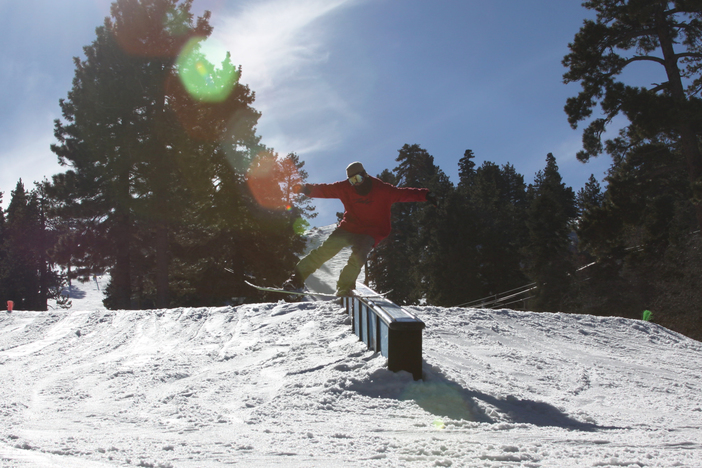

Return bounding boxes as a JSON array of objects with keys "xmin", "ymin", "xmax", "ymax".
[
  {"xmin": 291, "ymin": 228, "xmax": 352, "ymax": 284},
  {"xmin": 336, "ymin": 232, "xmax": 375, "ymax": 295}
]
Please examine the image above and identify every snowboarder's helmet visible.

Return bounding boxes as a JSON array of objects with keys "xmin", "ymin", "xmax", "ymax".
[{"xmin": 346, "ymin": 161, "xmax": 365, "ymax": 177}]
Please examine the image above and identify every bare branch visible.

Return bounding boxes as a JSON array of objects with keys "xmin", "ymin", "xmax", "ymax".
[
  {"xmin": 648, "ymin": 82, "xmax": 669, "ymax": 93},
  {"xmin": 676, "ymin": 52, "xmax": 702, "ymax": 60},
  {"xmin": 624, "ymin": 55, "xmax": 666, "ymax": 66}
]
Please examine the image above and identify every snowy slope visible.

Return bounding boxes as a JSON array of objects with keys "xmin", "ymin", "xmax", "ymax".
[
  {"xmin": 52, "ymin": 275, "xmax": 109, "ymax": 312},
  {"xmin": 1, "ymin": 226, "xmax": 701, "ymax": 467}
]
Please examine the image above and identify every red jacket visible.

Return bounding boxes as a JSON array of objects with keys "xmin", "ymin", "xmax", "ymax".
[{"xmin": 307, "ymin": 176, "xmax": 429, "ymax": 246}]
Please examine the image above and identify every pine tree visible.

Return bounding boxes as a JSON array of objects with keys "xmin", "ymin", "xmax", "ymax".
[
  {"xmin": 579, "ymin": 142, "xmax": 691, "ymax": 259},
  {"xmin": 365, "ymin": 145, "xmax": 451, "ymax": 304},
  {"xmin": 414, "ymin": 156, "xmax": 454, "ymax": 305},
  {"xmin": 0, "ymin": 191, "xmax": 7, "ymax": 306},
  {"xmin": 457, "ymin": 149, "xmax": 476, "ymax": 190},
  {"xmin": 571, "ymin": 141, "xmax": 697, "ymax": 322},
  {"xmin": 470, "ymin": 162, "xmax": 530, "ymax": 300},
  {"xmin": 424, "ymin": 149, "xmax": 482, "ymax": 306},
  {"xmin": 48, "ymin": 0, "xmax": 269, "ymax": 308},
  {"xmin": 522, "ymin": 154, "xmax": 577, "ymax": 311},
  {"xmin": 3, "ymin": 181, "xmax": 41, "ymax": 310},
  {"xmin": 576, "ymin": 174, "xmax": 604, "ymax": 216},
  {"xmin": 366, "ymin": 168, "xmax": 414, "ymax": 303},
  {"xmin": 279, "ymin": 152, "xmax": 315, "ymax": 234},
  {"xmin": 563, "ymin": 0, "xmax": 702, "ymax": 235},
  {"xmin": 2, "ymin": 181, "xmax": 62, "ymax": 311}
]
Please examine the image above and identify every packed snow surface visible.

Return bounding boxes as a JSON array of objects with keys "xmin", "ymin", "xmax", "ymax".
[{"xmin": 1, "ymin": 226, "xmax": 701, "ymax": 467}]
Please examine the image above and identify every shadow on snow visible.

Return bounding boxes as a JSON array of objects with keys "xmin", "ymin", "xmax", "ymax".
[{"xmin": 347, "ymin": 360, "xmax": 615, "ymax": 431}]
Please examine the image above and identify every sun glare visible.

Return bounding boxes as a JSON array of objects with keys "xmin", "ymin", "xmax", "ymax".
[{"xmin": 176, "ymin": 36, "xmax": 239, "ymax": 103}]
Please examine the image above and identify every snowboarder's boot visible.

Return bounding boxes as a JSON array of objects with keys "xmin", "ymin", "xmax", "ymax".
[
  {"xmin": 334, "ymin": 287, "xmax": 355, "ymax": 306},
  {"xmin": 282, "ymin": 271, "xmax": 305, "ymax": 293},
  {"xmin": 335, "ymin": 288, "xmax": 353, "ymax": 297}
]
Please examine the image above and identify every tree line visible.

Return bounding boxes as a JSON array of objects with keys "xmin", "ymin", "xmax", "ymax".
[
  {"xmin": 364, "ymin": 141, "xmax": 700, "ymax": 343},
  {"xmin": 1, "ymin": 0, "xmax": 700, "ymax": 341},
  {"xmin": 0, "ymin": 181, "xmax": 66, "ymax": 311},
  {"xmin": 367, "ymin": 0, "xmax": 702, "ymax": 341}
]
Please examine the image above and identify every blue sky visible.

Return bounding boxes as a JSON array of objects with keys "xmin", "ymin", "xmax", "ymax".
[{"xmin": 0, "ymin": 0, "xmax": 628, "ymax": 227}]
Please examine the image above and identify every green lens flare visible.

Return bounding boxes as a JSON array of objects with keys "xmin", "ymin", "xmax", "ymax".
[
  {"xmin": 176, "ymin": 37, "xmax": 239, "ymax": 102},
  {"xmin": 293, "ymin": 217, "xmax": 310, "ymax": 235},
  {"xmin": 432, "ymin": 419, "xmax": 446, "ymax": 430}
]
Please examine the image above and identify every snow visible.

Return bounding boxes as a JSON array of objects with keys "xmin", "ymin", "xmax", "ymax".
[{"xmin": 1, "ymin": 226, "xmax": 702, "ymax": 467}]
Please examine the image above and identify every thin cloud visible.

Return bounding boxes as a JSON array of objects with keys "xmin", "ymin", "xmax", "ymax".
[
  {"xmin": 213, "ymin": 0, "xmax": 351, "ymax": 90},
  {"xmin": 210, "ymin": 0, "xmax": 362, "ymax": 157},
  {"xmin": 0, "ymin": 127, "xmax": 61, "ymax": 203}
]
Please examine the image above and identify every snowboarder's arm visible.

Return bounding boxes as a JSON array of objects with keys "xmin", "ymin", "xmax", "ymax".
[
  {"xmin": 390, "ymin": 186, "xmax": 431, "ymax": 203},
  {"xmin": 296, "ymin": 181, "xmax": 346, "ymax": 199}
]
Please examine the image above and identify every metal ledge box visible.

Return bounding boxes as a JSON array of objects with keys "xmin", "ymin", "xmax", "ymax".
[{"xmin": 343, "ymin": 284, "xmax": 425, "ymax": 380}]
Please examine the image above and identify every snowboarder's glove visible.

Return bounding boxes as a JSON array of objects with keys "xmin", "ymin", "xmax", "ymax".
[
  {"xmin": 426, "ymin": 192, "xmax": 439, "ymax": 208},
  {"xmin": 293, "ymin": 184, "xmax": 312, "ymax": 195}
]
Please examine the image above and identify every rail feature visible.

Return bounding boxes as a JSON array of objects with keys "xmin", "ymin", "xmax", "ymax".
[{"xmin": 342, "ymin": 284, "xmax": 425, "ymax": 380}]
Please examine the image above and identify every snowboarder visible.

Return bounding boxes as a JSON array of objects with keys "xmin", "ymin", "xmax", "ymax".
[{"xmin": 283, "ymin": 161, "xmax": 438, "ymax": 296}]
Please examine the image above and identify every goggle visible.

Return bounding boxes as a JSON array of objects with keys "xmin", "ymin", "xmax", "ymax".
[{"xmin": 348, "ymin": 173, "xmax": 365, "ymax": 186}]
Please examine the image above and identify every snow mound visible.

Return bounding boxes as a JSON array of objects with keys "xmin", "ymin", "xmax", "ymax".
[
  {"xmin": 4, "ymin": 225, "xmax": 702, "ymax": 466},
  {"xmin": 1, "ymin": 299, "xmax": 702, "ymax": 467}
]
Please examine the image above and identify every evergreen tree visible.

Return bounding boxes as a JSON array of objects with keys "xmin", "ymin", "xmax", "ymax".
[
  {"xmin": 413, "ymin": 154, "xmax": 454, "ymax": 305},
  {"xmin": 434, "ymin": 158, "xmax": 530, "ymax": 308},
  {"xmin": 457, "ymin": 149, "xmax": 476, "ymax": 190},
  {"xmin": 385, "ymin": 145, "xmax": 430, "ymax": 304},
  {"xmin": 563, "ymin": 0, "xmax": 702, "ymax": 234},
  {"xmin": 571, "ymin": 141, "xmax": 697, "ymax": 325},
  {"xmin": 366, "ymin": 145, "xmax": 450, "ymax": 304},
  {"xmin": 576, "ymin": 174, "xmax": 604, "ymax": 216},
  {"xmin": 580, "ymin": 142, "xmax": 691, "ymax": 259},
  {"xmin": 48, "ymin": 0, "xmax": 286, "ymax": 308},
  {"xmin": 470, "ymin": 162, "xmax": 530, "ymax": 300},
  {"xmin": 425, "ymin": 149, "xmax": 482, "ymax": 306},
  {"xmin": 49, "ymin": 0, "xmax": 204, "ymax": 308},
  {"xmin": 1, "ymin": 181, "xmax": 62, "ymax": 311},
  {"xmin": 279, "ymin": 152, "xmax": 315, "ymax": 234},
  {"xmin": 419, "ymin": 183, "xmax": 472, "ymax": 306},
  {"xmin": 366, "ymin": 168, "xmax": 414, "ymax": 303},
  {"xmin": 522, "ymin": 154, "xmax": 577, "ymax": 311},
  {"xmin": 3, "ymin": 181, "xmax": 40, "ymax": 310},
  {"xmin": 573, "ymin": 173, "xmax": 605, "ymax": 268},
  {"xmin": 0, "ymin": 191, "xmax": 7, "ymax": 306},
  {"xmin": 165, "ymin": 145, "xmax": 309, "ymax": 306},
  {"xmin": 368, "ymin": 147, "xmax": 530, "ymax": 308}
]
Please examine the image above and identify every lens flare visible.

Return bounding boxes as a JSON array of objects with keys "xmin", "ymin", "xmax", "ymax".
[
  {"xmin": 247, "ymin": 153, "xmax": 285, "ymax": 210},
  {"xmin": 247, "ymin": 153, "xmax": 305, "ymax": 212},
  {"xmin": 176, "ymin": 36, "xmax": 239, "ymax": 103}
]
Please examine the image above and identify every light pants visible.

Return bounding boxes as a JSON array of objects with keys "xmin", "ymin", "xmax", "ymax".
[{"xmin": 295, "ymin": 227, "xmax": 375, "ymax": 293}]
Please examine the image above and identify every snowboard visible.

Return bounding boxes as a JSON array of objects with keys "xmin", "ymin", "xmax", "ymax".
[
  {"xmin": 244, "ymin": 280, "xmax": 341, "ymax": 299},
  {"xmin": 241, "ymin": 280, "xmax": 387, "ymax": 300},
  {"xmin": 226, "ymin": 268, "xmax": 388, "ymax": 300}
]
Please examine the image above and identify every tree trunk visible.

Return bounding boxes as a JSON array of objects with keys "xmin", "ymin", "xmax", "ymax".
[
  {"xmin": 113, "ymin": 221, "xmax": 132, "ymax": 309},
  {"xmin": 677, "ymin": 122, "xmax": 702, "ymax": 235},
  {"xmin": 113, "ymin": 170, "xmax": 132, "ymax": 309},
  {"xmin": 37, "ymin": 201, "xmax": 48, "ymax": 311},
  {"xmin": 153, "ymin": 76, "xmax": 170, "ymax": 309},
  {"xmin": 155, "ymin": 220, "xmax": 169, "ymax": 308},
  {"xmin": 656, "ymin": 9, "xmax": 702, "ymax": 236}
]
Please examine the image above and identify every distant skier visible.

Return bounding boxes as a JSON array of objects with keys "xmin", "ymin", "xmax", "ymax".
[{"xmin": 283, "ymin": 161, "xmax": 438, "ymax": 296}]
